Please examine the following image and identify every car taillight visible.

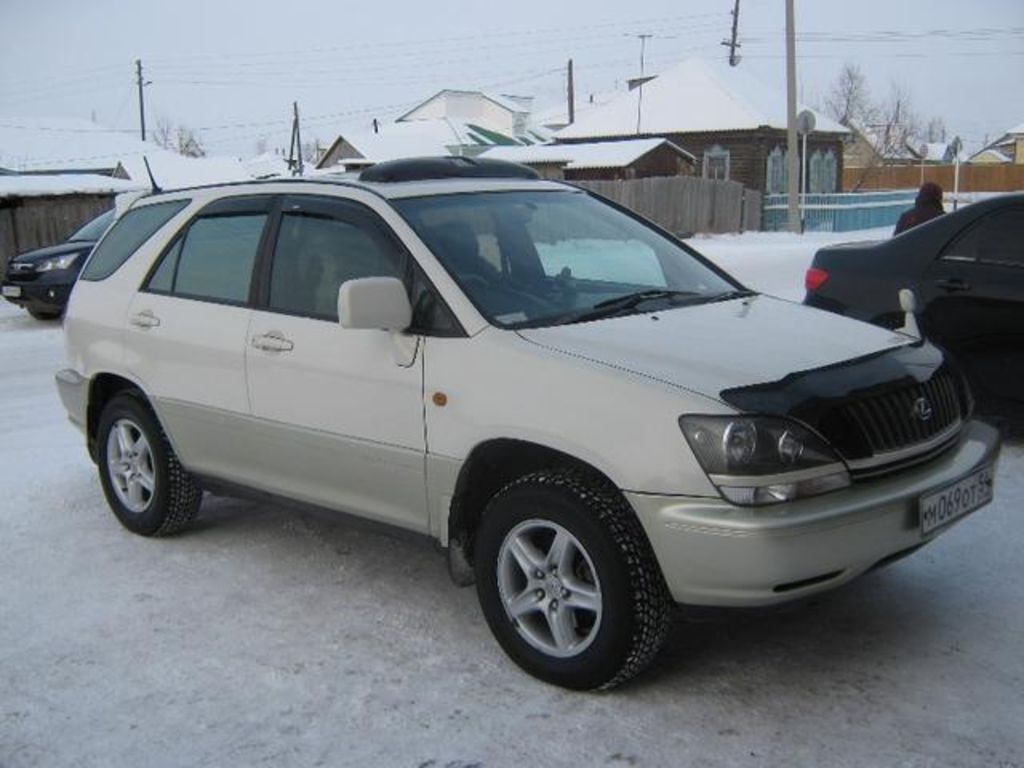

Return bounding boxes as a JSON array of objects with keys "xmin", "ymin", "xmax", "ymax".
[{"xmin": 805, "ymin": 267, "xmax": 829, "ymax": 292}]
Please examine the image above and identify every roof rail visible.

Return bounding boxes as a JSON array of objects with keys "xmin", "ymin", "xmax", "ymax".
[{"xmin": 358, "ymin": 155, "xmax": 538, "ymax": 183}]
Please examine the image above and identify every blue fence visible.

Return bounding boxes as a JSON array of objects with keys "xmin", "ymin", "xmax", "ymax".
[{"xmin": 762, "ymin": 190, "xmax": 917, "ymax": 232}]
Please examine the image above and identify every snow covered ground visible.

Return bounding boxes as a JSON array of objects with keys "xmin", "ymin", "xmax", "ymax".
[{"xmin": 1, "ymin": 231, "xmax": 1022, "ymax": 767}]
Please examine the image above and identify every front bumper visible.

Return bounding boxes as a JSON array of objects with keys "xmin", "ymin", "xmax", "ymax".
[
  {"xmin": 628, "ymin": 419, "xmax": 1001, "ymax": 607},
  {"xmin": 2, "ymin": 276, "xmax": 74, "ymax": 314}
]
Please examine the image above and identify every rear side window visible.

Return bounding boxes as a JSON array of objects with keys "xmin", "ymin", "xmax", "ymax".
[
  {"xmin": 79, "ymin": 200, "xmax": 189, "ymax": 281},
  {"xmin": 146, "ymin": 214, "xmax": 267, "ymax": 304},
  {"xmin": 942, "ymin": 207, "xmax": 1024, "ymax": 266}
]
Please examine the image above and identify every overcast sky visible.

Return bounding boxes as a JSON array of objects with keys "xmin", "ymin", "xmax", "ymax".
[{"xmin": 1, "ymin": 0, "xmax": 1021, "ymax": 158}]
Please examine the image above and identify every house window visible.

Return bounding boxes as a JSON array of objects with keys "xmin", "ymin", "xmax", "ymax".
[
  {"xmin": 766, "ymin": 146, "xmax": 787, "ymax": 194},
  {"xmin": 809, "ymin": 149, "xmax": 837, "ymax": 193},
  {"xmin": 702, "ymin": 145, "xmax": 730, "ymax": 181}
]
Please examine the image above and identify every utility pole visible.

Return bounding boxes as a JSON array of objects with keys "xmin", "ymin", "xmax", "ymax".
[
  {"xmin": 288, "ymin": 101, "xmax": 304, "ymax": 176},
  {"xmin": 722, "ymin": 0, "xmax": 742, "ymax": 66},
  {"xmin": 135, "ymin": 59, "xmax": 150, "ymax": 141},
  {"xmin": 634, "ymin": 33, "xmax": 653, "ymax": 134},
  {"xmin": 567, "ymin": 58, "xmax": 575, "ymax": 125},
  {"xmin": 785, "ymin": 0, "xmax": 800, "ymax": 233}
]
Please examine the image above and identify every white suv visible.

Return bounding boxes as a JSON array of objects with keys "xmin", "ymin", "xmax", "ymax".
[{"xmin": 56, "ymin": 157, "xmax": 1000, "ymax": 689}]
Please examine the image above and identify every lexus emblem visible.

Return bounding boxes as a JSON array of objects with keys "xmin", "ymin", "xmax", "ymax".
[{"xmin": 912, "ymin": 397, "xmax": 934, "ymax": 422}]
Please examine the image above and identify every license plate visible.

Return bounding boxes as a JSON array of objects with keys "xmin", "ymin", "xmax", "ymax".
[
  {"xmin": 919, "ymin": 466, "xmax": 995, "ymax": 536},
  {"xmin": 2, "ymin": 285, "xmax": 21, "ymax": 298}
]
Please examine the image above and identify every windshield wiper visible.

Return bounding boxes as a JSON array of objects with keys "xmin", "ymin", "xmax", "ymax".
[
  {"xmin": 705, "ymin": 289, "xmax": 757, "ymax": 303},
  {"xmin": 564, "ymin": 289, "xmax": 701, "ymax": 324}
]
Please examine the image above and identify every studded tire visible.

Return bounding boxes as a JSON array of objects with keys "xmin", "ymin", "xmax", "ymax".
[
  {"xmin": 96, "ymin": 393, "xmax": 202, "ymax": 537},
  {"xmin": 474, "ymin": 469, "xmax": 671, "ymax": 690}
]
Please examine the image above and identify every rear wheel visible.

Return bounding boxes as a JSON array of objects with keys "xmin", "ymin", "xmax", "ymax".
[
  {"xmin": 474, "ymin": 470, "xmax": 670, "ymax": 690},
  {"xmin": 27, "ymin": 308, "xmax": 61, "ymax": 321},
  {"xmin": 96, "ymin": 393, "xmax": 202, "ymax": 536}
]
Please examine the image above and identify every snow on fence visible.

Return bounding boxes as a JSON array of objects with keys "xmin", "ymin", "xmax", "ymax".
[
  {"xmin": 762, "ymin": 191, "xmax": 918, "ymax": 233},
  {"xmin": 574, "ymin": 176, "xmax": 762, "ymax": 235}
]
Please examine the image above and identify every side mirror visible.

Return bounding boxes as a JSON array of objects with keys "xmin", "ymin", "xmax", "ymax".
[
  {"xmin": 897, "ymin": 287, "xmax": 921, "ymax": 340},
  {"xmin": 338, "ymin": 277, "xmax": 412, "ymax": 331}
]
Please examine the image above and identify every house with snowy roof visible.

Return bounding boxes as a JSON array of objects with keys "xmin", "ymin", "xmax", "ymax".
[
  {"xmin": 482, "ymin": 138, "xmax": 695, "ymax": 181},
  {"xmin": 316, "ymin": 88, "xmax": 555, "ymax": 170},
  {"xmin": 396, "ymin": 89, "xmax": 549, "ymax": 144},
  {"xmin": 969, "ymin": 122, "xmax": 1024, "ymax": 164},
  {"xmin": 555, "ymin": 58, "xmax": 848, "ymax": 194}
]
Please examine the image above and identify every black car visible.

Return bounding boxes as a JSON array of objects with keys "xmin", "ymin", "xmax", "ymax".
[
  {"xmin": 805, "ymin": 193, "xmax": 1024, "ymax": 418},
  {"xmin": 2, "ymin": 209, "xmax": 114, "ymax": 320}
]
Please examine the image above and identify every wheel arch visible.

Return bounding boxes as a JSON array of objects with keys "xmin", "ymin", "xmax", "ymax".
[
  {"xmin": 446, "ymin": 437, "xmax": 626, "ymax": 585},
  {"xmin": 86, "ymin": 372, "xmax": 149, "ymax": 462}
]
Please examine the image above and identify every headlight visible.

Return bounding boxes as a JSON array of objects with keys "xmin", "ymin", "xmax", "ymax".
[
  {"xmin": 36, "ymin": 253, "xmax": 81, "ymax": 272},
  {"xmin": 679, "ymin": 415, "xmax": 850, "ymax": 505}
]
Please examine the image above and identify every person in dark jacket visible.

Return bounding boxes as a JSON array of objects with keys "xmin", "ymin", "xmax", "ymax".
[{"xmin": 894, "ymin": 182, "xmax": 945, "ymax": 234}]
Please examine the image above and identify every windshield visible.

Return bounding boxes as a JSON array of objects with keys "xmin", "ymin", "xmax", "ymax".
[
  {"xmin": 394, "ymin": 190, "xmax": 740, "ymax": 329},
  {"xmin": 69, "ymin": 209, "xmax": 115, "ymax": 242}
]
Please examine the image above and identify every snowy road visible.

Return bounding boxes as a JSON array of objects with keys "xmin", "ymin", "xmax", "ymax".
[{"xmin": 2, "ymin": 241, "xmax": 1022, "ymax": 767}]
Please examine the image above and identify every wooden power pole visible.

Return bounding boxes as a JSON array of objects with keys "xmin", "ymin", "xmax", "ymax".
[
  {"xmin": 785, "ymin": 0, "xmax": 800, "ymax": 233},
  {"xmin": 722, "ymin": 0, "xmax": 742, "ymax": 66},
  {"xmin": 135, "ymin": 59, "xmax": 148, "ymax": 141},
  {"xmin": 567, "ymin": 59, "xmax": 575, "ymax": 125}
]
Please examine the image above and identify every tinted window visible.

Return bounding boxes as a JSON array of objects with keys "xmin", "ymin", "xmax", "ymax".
[
  {"xmin": 974, "ymin": 209, "xmax": 1024, "ymax": 266},
  {"xmin": 69, "ymin": 209, "xmax": 114, "ymax": 242},
  {"xmin": 146, "ymin": 214, "xmax": 265, "ymax": 303},
  {"xmin": 80, "ymin": 200, "xmax": 189, "ymax": 281},
  {"xmin": 268, "ymin": 212, "xmax": 403, "ymax": 320}
]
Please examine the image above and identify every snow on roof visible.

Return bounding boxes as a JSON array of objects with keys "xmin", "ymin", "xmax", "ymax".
[
  {"xmin": 117, "ymin": 153, "xmax": 252, "ymax": 190},
  {"xmin": 483, "ymin": 138, "xmax": 694, "ymax": 169},
  {"xmin": 397, "ymin": 90, "xmax": 531, "ymax": 124},
  {"xmin": 969, "ymin": 147, "xmax": 1012, "ymax": 163},
  {"xmin": 243, "ymin": 152, "xmax": 291, "ymax": 179},
  {"xmin": 557, "ymin": 58, "xmax": 848, "ymax": 140},
  {"xmin": 1005, "ymin": 122, "xmax": 1024, "ymax": 136},
  {"xmin": 319, "ymin": 119, "xmax": 529, "ymax": 167},
  {"xmin": 532, "ymin": 91, "xmax": 620, "ymax": 131},
  {"xmin": 0, "ymin": 173, "xmax": 142, "ymax": 199},
  {"xmin": 0, "ymin": 117, "xmax": 255, "ymax": 190}
]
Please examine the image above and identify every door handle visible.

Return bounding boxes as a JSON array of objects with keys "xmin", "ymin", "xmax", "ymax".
[
  {"xmin": 251, "ymin": 332, "xmax": 294, "ymax": 352},
  {"xmin": 935, "ymin": 277, "xmax": 971, "ymax": 293},
  {"xmin": 129, "ymin": 310, "xmax": 161, "ymax": 329}
]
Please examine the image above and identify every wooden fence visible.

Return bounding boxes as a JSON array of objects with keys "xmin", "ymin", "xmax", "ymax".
[
  {"xmin": 574, "ymin": 176, "xmax": 762, "ymax": 235},
  {"xmin": 0, "ymin": 194, "xmax": 115, "ymax": 278},
  {"xmin": 844, "ymin": 164, "xmax": 1024, "ymax": 193}
]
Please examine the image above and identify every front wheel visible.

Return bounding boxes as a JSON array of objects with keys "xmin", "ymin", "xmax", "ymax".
[
  {"xmin": 96, "ymin": 393, "xmax": 202, "ymax": 536},
  {"xmin": 474, "ymin": 470, "xmax": 670, "ymax": 690}
]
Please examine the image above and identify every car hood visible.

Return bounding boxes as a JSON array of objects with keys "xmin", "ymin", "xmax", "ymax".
[
  {"xmin": 516, "ymin": 294, "xmax": 912, "ymax": 400},
  {"xmin": 11, "ymin": 240, "xmax": 94, "ymax": 264}
]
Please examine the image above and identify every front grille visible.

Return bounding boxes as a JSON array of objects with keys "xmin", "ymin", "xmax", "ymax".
[
  {"xmin": 841, "ymin": 371, "xmax": 960, "ymax": 454},
  {"xmin": 7, "ymin": 263, "xmax": 38, "ymax": 282}
]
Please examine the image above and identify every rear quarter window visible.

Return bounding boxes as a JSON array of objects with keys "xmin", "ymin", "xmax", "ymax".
[{"xmin": 79, "ymin": 199, "xmax": 189, "ymax": 281}]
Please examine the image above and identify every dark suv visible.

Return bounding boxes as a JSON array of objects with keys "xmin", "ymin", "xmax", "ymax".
[{"xmin": 2, "ymin": 209, "xmax": 114, "ymax": 319}]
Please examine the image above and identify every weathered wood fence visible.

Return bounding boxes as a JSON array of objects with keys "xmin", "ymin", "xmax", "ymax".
[
  {"xmin": 574, "ymin": 176, "xmax": 762, "ymax": 235},
  {"xmin": 0, "ymin": 194, "xmax": 115, "ymax": 277},
  {"xmin": 844, "ymin": 163, "xmax": 1024, "ymax": 193}
]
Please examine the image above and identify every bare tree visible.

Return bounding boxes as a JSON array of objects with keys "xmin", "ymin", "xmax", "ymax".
[
  {"xmin": 873, "ymin": 82, "xmax": 921, "ymax": 159},
  {"xmin": 824, "ymin": 62, "xmax": 874, "ymax": 128},
  {"xmin": 151, "ymin": 114, "xmax": 206, "ymax": 157},
  {"xmin": 152, "ymin": 116, "xmax": 175, "ymax": 151},
  {"xmin": 175, "ymin": 126, "xmax": 206, "ymax": 158},
  {"xmin": 926, "ymin": 117, "xmax": 947, "ymax": 143}
]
